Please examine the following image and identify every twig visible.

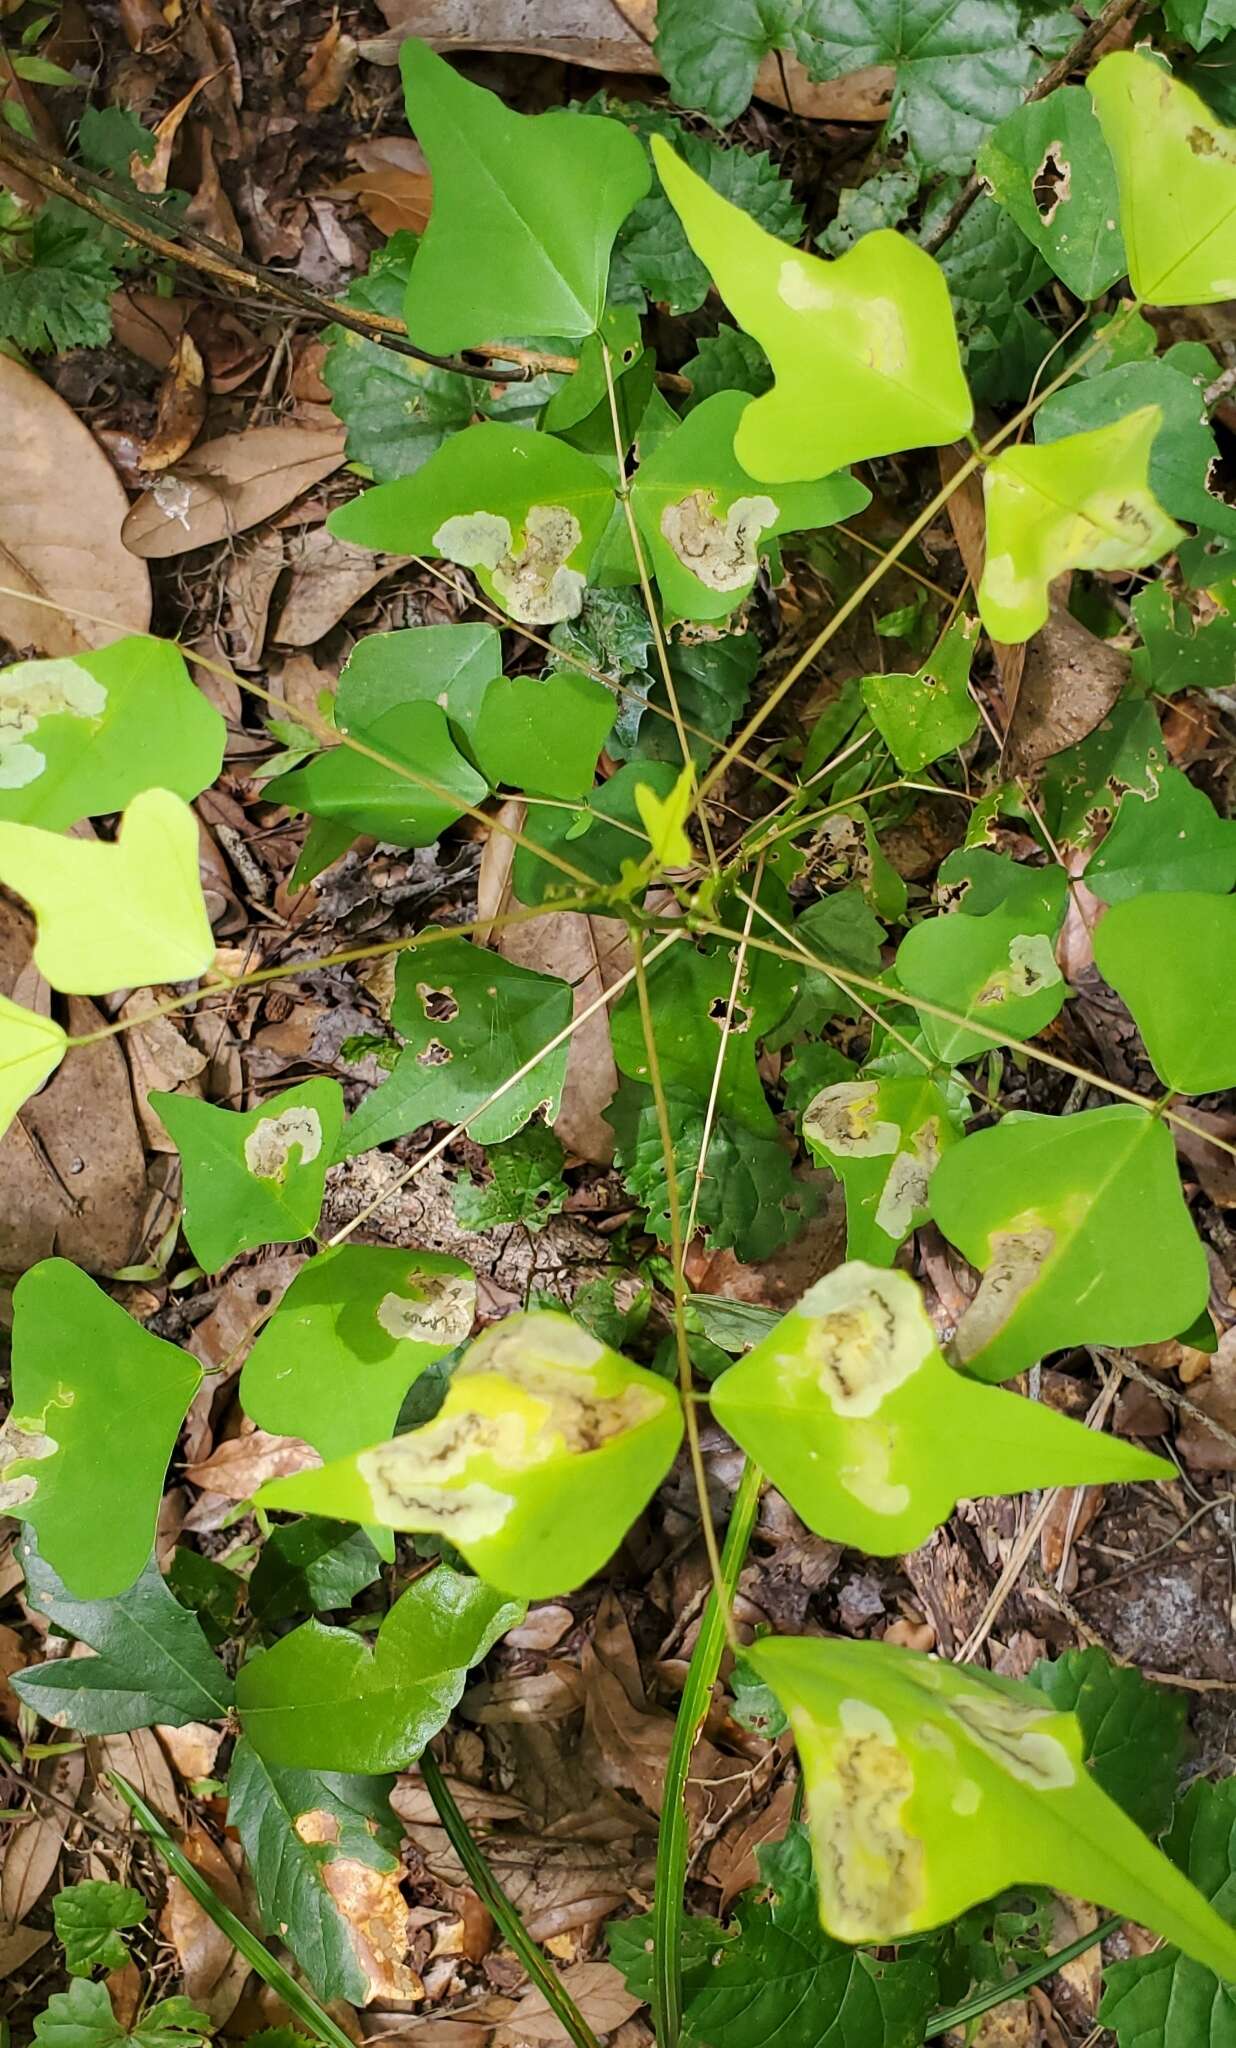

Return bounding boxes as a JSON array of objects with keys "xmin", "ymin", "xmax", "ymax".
[
  {"xmin": 420, "ymin": 1752, "xmax": 602, "ymax": 2048},
  {"xmin": 919, "ymin": 0, "xmax": 1143, "ymax": 255}
]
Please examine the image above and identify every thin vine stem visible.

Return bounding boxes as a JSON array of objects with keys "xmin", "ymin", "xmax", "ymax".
[
  {"xmin": 653, "ymin": 1455, "xmax": 763, "ymax": 2048},
  {"xmin": 110, "ymin": 1773, "xmax": 357, "ymax": 2048},
  {"xmin": 420, "ymin": 1752, "xmax": 603, "ymax": 2048}
]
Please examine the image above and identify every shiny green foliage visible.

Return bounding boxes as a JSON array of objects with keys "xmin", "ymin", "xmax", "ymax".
[
  {"xmin": 153, "ymin": 1079, "xmax": 344, "ymax": 1272},
  {"xmin": 860, "ymin": 614, "xmax": 980, "ymax": 773},
  {"xmin": 801, "ymin": 1075, "xmax": 962, "ymax": 1262},
  {"xmin": 1101, "ymin": 1779, "xmax": 1236, "ymax": 2045},
  {"xmin": 979, "ymin": 86, "xmax": 1125, "ymax": 298},
  {"xmin": 1089, "ymin": 52, "xmax": 1236, "ymax": 304},
  {"xmin": 1094, "ymin": 891, "xmax": 1236, "ymax": 1092},
  {"xmin": 33, "ymin": 1981, "xmax": 211, "ymax": 2048},
  {"xmin": 895, "ymin": 855, "xmax": 1067, "ymax": 1060},
  {"xmin": 1085, "ymin": 769, "xmax": 1236, "ymax": 902}
]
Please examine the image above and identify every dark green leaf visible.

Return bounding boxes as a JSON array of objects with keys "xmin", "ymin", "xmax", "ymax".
[
  {"xmin": 681, "ymin": 328, "xmax": 772, "ymax": 410},
  {"xmin": 164, "ymin": 1548, "xmax": 243, "ymax": 1647},
  {"xmin": 453, "ymin": 1125, "xmax": 568, "ymax": 1231},
  {"xmin": 14, "ymin": 1536, "xmax": 232, "ymax": 1733},
  {"xmin": 1132, "ymin": 575, "xmax": 1236, "ymax": 696},
  {"xmin": 1100, "ymin": 1778, "xmax": 1236, "ymax": 2046},
  {"xmin": 652, "ymin": 0, "xmax": 801, "ymax": 127},
  {"xmin": 610, "ymin": 1077, "xmax": 814, "ymax": 1263},
  {"xmin": 817, "ymin": 169, "xmax": 920, "ymax": 254},
  {"xmin": 34, "ymin": 1981, "xmax": 210, "ymax": 2048},
  {"xmin": 0, "ymin": 200, "xmax": 128, "ymax": 354},
  {"xmin": 53, "ymin": 1881, "xmax": 145, "ymax": 1977},
  {"xmin": 249, "ymin": 1520, "xmax": 383, "ymax": 1627},
  {"xmin": 1040, "ymin": 698, "xmax": 1168, "ymax": 848},
  {"xmin": 228, "ymin": 1739, "xmax": 402, "ymax": 2005},
  {"xmin": 979, "ymin": 85, "xmax": 1125, "ymax": 298},
  {"xmin": 1085, "ymin": 767, "xmax": 1236, "ymax": 903},
  {"xmin": 76, "ymin": 106, "xmax": 156, "ymax": 176},
  {"xmin": 1030, "ymin": 1647, "xmax": 1189, "ymax": 1837},
  {"xmin": 1164, "ymin": 0, "xmax": 1236, "ymax": 50},
  {"xmin": 511, "ymin": 758, "xmax": 677, "ymax": 907}
]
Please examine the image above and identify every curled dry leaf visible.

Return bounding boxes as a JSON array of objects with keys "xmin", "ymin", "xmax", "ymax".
[
  {"xmin": 156, "ymin": 1720, "xmax": 225, "ymax": 1783},
  {"xmin": 131, "ymin": 72, "xmax": 220, "ymax": 194},
  {"xmin": 362, "ymin": 0, "xmax": 892, "ymax": 120},
  {"xmin": 272, "ymin": 526, "xmax": 413, "ymax": 647},
  {"xmin": 333, "ymin": 136, "xmax": 433, "ymax": 236},
  {"xmin": 301, "ymin": 20, "xmax": 359, "ymax": 111},
  {"xmin": 0, "ymin": 356, "xmax": 151, "ymax": 657},
  {"xmin": 0, "ymin": 1926, "xmax": 51, "ymax": 1982},
  {"xmin": 139, "ymin": 333, "xmax": 208, "ymax": 475},
  {"xmin": 493, "ymin": 1961, "xmax": 641, "ymax": 2048},
  {"xmin": 122, "ymin": 424, "xmax": 348, "ymax": 561},
  {"xmin": 110, "ymin": 291, "xmax": 193, "ymax": 373}
]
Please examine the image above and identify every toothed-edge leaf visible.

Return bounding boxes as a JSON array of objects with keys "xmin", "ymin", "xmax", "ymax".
[
  {"xmin": 254, "ymin": 1310, "xmax": 685, "ymax": 1601},
  {"xmin": 330, "ymin": 423, "xmax": 616, "ymax": 628},
  {"xmin": 453, "ymin": 1126, "xmax": 568, "ymax": 1232},
  {"xmin": 33, "ymin": 1981, "xmax": 211, "ymax": 2048},
  {"xmin": 1101, "ymin": 1778, "xmax": 1236, "ymax": 2046},
  {"xmin": 0, "ymin": 788, "xmax": 214, "ymax": 995},
  {"xmin": 53, "ymin": 1881, "xmax": 145, "ymax": 1977},
  {"xmin": 801, "ymin": 1074, "xmax": 963, "ymax": 1263},
  {"xmin": 610, "ymin": 1076, "xmax": 813, "ymax": 1264},
  {"xmin": 649, "ymin": 137, "xmax": 972, "ymax": 483},
  {"xmin": 0, "ymin": 639, "xmax": 225, "ymax": 830},
  {"xmin": 227, "ymin": 1739, "xmax": 403, "ymax": 2006},
  {"xmin": 860, "ymin": 613, "xmax": 981, "ymax": 774},
  {"xmin": 711, "ymin": 1263, "xmax": 1169, "ymax": 1556},
  {"xmin": 1093, "ymin": 890, "xmax": 1236, "ymax": 1094},
  {"xmin": 398, "ymin": 39, "xmax": 649, "ymax": 349},
  {"xmin": 629, "ymin": 389, "xmax": 869, "ymax": 621},
  {"xmin": 241, "ymin": 1245, "xmax": 477, "ymax": 1465},
  {"xmin": 1089, "ymin": 51, "xmax": 1236, "ymax": 306},
  {"xmin": 650, "ymin": 0, "xmax": 799, "ymax": 128},
  {"xmin": 978, "ymin": 85, "xmax": 1126, "ymax": 300},
  {"xmin": 894, "ymin": 863, "xmax": 1068, "ymax": 1062},
  {"xmin": 337, "ymin": 938, "xmax": 573, "ymax": 1156},
  {"xmin": 931, "ymin": 1104, "xmax": 1209, "ymax": 1382},
  {"xmin": 1030, "ymin": 1647, "xmax": 1190, "ymax": 1839},
  {"xmin": 793, "ymin": 0, "xmax": 1078, "ymax": 177},
  {"xmin": 150, "ymin": 1078, "xmax": 344, "ymax": 1273},
  {"xmin": 1166, "ymin": 0, "xmax": 1236, "ymax": 48},
  {"xmin": 0, "ymin": 1263, "xmax": 202, "ymax": 1600},
  {"xmin": 977, "ymin": 407, "xmax": 1183, "ymax": 644},
  {"xmin": 749, "ymin": 1635, "xmax": 1236, "ymax": 1977},
  {"xmin": 1085, "ymin": 768, "xmax": 1236, "ymax": 903},
  {"xmin": 13, "ymin": 1535, "xmax": 232, "ymax": 1732},
  {"xmin": 0, "ymin": 994, "xmax": 67, "ymax": 1139},
  {"xmin": 235, "ymin": 1564, "xmax": 521, "ymax": 1770}
]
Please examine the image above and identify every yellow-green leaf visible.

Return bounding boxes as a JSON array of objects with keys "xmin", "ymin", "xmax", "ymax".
[
  {"xmin": 649, "ymin": 134, "xmax": 973, "ymax": 483},
  {"xmin": 254, "ymin": 1309, "xmax": 684, "ymax": 1599},
  {"xmin": 0, "ymin": 994, "xmax": 67, "ymax": 1139},
  {"xmin": 0, "ymin": 788, "xmax": 214, "ymax": 994},
  {"xmin": 978, "ymin": 407, "xmax": 1183, "ymax": 643},
  {"xmin": 1089, "ymin": 51, "xmax": 1236, "ymax": 306},
  {"xmin": 634, "ymin": 763, "xmax": 695, "ymax": 869}
]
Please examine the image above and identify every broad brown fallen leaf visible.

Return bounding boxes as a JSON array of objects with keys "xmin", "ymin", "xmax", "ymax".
[
  {"xmin": 111, "ymin": 290, "xmax": 193, "ymax": 372},
  {"xmin": 0, "ymin": 355, "xmax": 151, "ymax": 656},
  {"xmin": 160, "ymin": 1824, "xmax": 252, "ymax": 2025},
  {"xmin": 122, "ymin": 423, "xmax": 348, "ymax": 560},
  {"xmin": 363, "ymin": 0, "xmax": 892, "ymax": 122},
  {"xmin": 1004, "ymin": 600, "xmax": 1130, "ymax": 775},
  {"xmin": 0, "ymin": 1752, "xmax": 85, "ymax": 1926},
  {"xmin": 183, "ymin": 123, "xmax": 244, "ymax": 255},
  {"xmin": 120, "ymin": 989, "xmax": 209, "ymax": 1151},
  {"xmin": 272, "ymin": 526, "xmax": 413, "ymax": 646},
  {"xmin": 139, "ymin": 332, "xmax": 208, "ymax": 474},
  {"xmin": 0, "ymin": 1620, "xmax": 25, "ymax": 1722},
  {"xmin": 93, "ymin": 1728, "xmax": 183, "ymax": 1827},
  {"xmin": 223, "ymin": 531, "xmax": 286, "ymax": 670},
  {"xmin": 183, "ymin": 1426, "xmax": 320, "ymax": 1497},
  {"xmin": 0, "ymin": 1925, "xmax": 51, "ymax": 1981},
  {"xmin": 493, "ymin": 1961, "xmax": 641, "ymax": 2048},
  {"xmin": 156, "ymin": 1720, "xmax": 225, "ymax": 1783},
  {"xmin": 131, "ymin": 71, "xmax": 218, "ymax": 194},
  {"xmin": 333, "ymin": 136, "xmax": 432, "ymax": 236}
]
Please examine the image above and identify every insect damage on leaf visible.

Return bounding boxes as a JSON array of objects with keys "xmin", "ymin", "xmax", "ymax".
[
  {"xmin": 796, "ymin": 1693, "xmax": 924, "ymax": 1938},
  {"xmin": 243, "ymin": 1107, "xmax": 324, "ymax": 1181},
  {"xmin": 975, "ymin": 932, "xmax": 1062, "ymax": 1005},
  {"xmin": 293, "ymin": 1811, "xmax": 423, "ymax": 2003},
  {"xmin": 0, "ymin": 1414, "xmax": 58, "ymax": 1512},
  {"xmin": 374, "ymin": 1268, "xmax": 476, "ymax": 1345},
  {"xmin": 794, "ymin": 1264, "xmax": 934, "ymax": 1420},
  {"xmin": 433, "ymin": 505, "xmax": 586, "ymax": 625},
  {"xmin": 803, "ymin": 1080, "xmax": 900, "ymax": 1159},
  {"xmin": 660, "ymin": 489, "xmax": 778, "ymax": 590},
  {"xmin": 0, "ymin": 656, "xmax": 106, "ymax": 788},
  {"xmin": 952, "ymin": 1225, "xmax": 1056, "ymax": 1364}
]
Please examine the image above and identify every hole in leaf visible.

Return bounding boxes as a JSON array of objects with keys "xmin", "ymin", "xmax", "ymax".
[
  {"xmin": 417, "ymin": 1039, "xmax": 453, "ymax": 1067},
  {"xmin": 418, "ymin": 982, "xmax": 459, "ymax": 1023},
  {"xmin": 1032, "ymin": 143, "xmax": 1070, "ymax": 223}
]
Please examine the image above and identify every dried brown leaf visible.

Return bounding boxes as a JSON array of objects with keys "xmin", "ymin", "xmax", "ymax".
[
  {"xmin": 0, "ymin": 1925, "xmax": 51, "ymax": 1979},
  {"xmin": 183, "ymin": 1427, "xmax": 320, "ymax": 1497},
  {"xmin": 494, "ymin": 1961, "xmax": 640, "ymax": 2048},
  {"xmin": 0, "ymin": 356, "xmax": 151, "ymax": 656},
  {"xmin": 140, "ymin": 332, "xmax": 208, "ymax": 474},
  {"xmin": 156, "ymin": 1720, "xmax": 225, "ymax": 1783},
  {"xmin": 0, "ymin": 1752, "xmax": 85, "ymax": 1924},
  {"xmin": 122, "ymin": 424, "xmax": 347, "ymax": 560},
  {"xmin": 160, "ymin": 1824, "xmax": 251, "ymax": 2025},
  {"xmin": 131, "ymin": 72, "xmax": 218, "ymax": 194},
  {"xmin": 1004, "ymin": 601, "xmax": 1129, "ymax": 775},
  {"xmin": 301, "ymin": 21, "xmax": 359, "ymax": 111},
  {"xmin": 296, "ymin": 1811, "xmax": 422, "ymax": 2004},
  {"xmin": 333, "ymin": 137, "xmax": 432, "ymax": 236},
  {"xmin": 271, "ymin": 526, "xmax": 412, "ymax": 646}
]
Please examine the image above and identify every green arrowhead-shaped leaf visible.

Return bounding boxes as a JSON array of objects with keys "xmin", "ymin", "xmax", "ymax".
[
  {"xmin": 629, "ymin": 389, "xmax": 869, "ymax": 620},
  {"xmin": 151, "ymin": 1078, "xmax": 344, "ymax": 1273},
  {"xmin": 0, "ymin": 994, "xmax": 67, "ymax": 1139},
  {"xmin": 1035, "ymin": 345, "xmax": 1236, "ymax": 543},
  {"xmin": 0, "ymin": 638, "xmax": 224, "ymax": 830},
  {"xmin": 241, "ymin": 1244, "xmax": 477, "ymax": 1464},
  {"xmin": 978, "ymin": 406, "xmax": 1184, "ymax": 643},
  {"xmin": 0, "ymin": 788, "xmax": 214, "ymax": 996},
  {"xmin": 1030, "ymin": 1647, "xmax": 1189, "ymax": 1838},
  {"xmin": 895, "ymin": 858, "xmax": 1068, "ymax": 1061},
  {"xmin": 711, "ymin": 1263, "xmax": 1169, "ymax": 1556},
  {"xmin": 511, "ymin": 759, "xmax": 678, "ymax": 908},
  {"xmin": 235, "ymin": 1564, "xmax": 521, "ymax": 1770},
  {"xmin": 1041, "ymin": 696, "xmax": 1168, "ymax": 849},
  {"xmin": 1094, "ymin": 889, "xmax": 1236, "ymax": 1093},
  {"xmin": 1089, "ymin": 51, "xmax": 1236, "ymax": 305},
  {"xmin": 1086, "ymin": 768, "xmax": 1236, "ymax": 903},
  {"xmin": 860, "ymin": 612, "xmax": 981, "ymax": 773},
  {"xmin": 801, "ymin": 1074, "xmax": 963, "ymax": 1263},
  {"xmin": 1101, "ymin": 1778, "xmax": 1236, "ymax": 2045},
  {"xmin": 254, "ymin": 1310, "xmax": 684, "ymax": 1599},
  {"xmin": 227, "ymin": 1740, "xmax": 403, "ymax": 2005},
  {"xmin": 398, "ymin": 39, "xmax": 649, "ymax": 350},
  {"xmin": 978, "ymin": 85, "xmax": 1126, "ymax": 299},
  {"xmin": 747, "ymin": 1633, "xmax": 1236, "ymax": 1978},
  {"xmin": 931, "ymin": 1104, "xmax": 1209, "ymax": 1381},
  {"xmin": 649, "ymin": 135, "xmax": 972, "ymax": 482},
  {"xmin": 338, "ymin": 938, "xmax": 573, "ymax": 1156},
  {"xmin": 0, "ymin": 1263, "xmax": 202, "ymax": 1599},
  {"xmin": 54, "ymin": 1882, "xmax": 145, "ymax": 1977},
  {"xmin": 330, "ymin": 423, "xmax": 616, "ymax": 627},
  {"xmin": 14, "ymin": 1535, "xmax": 232, "ymax": 1732}
]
